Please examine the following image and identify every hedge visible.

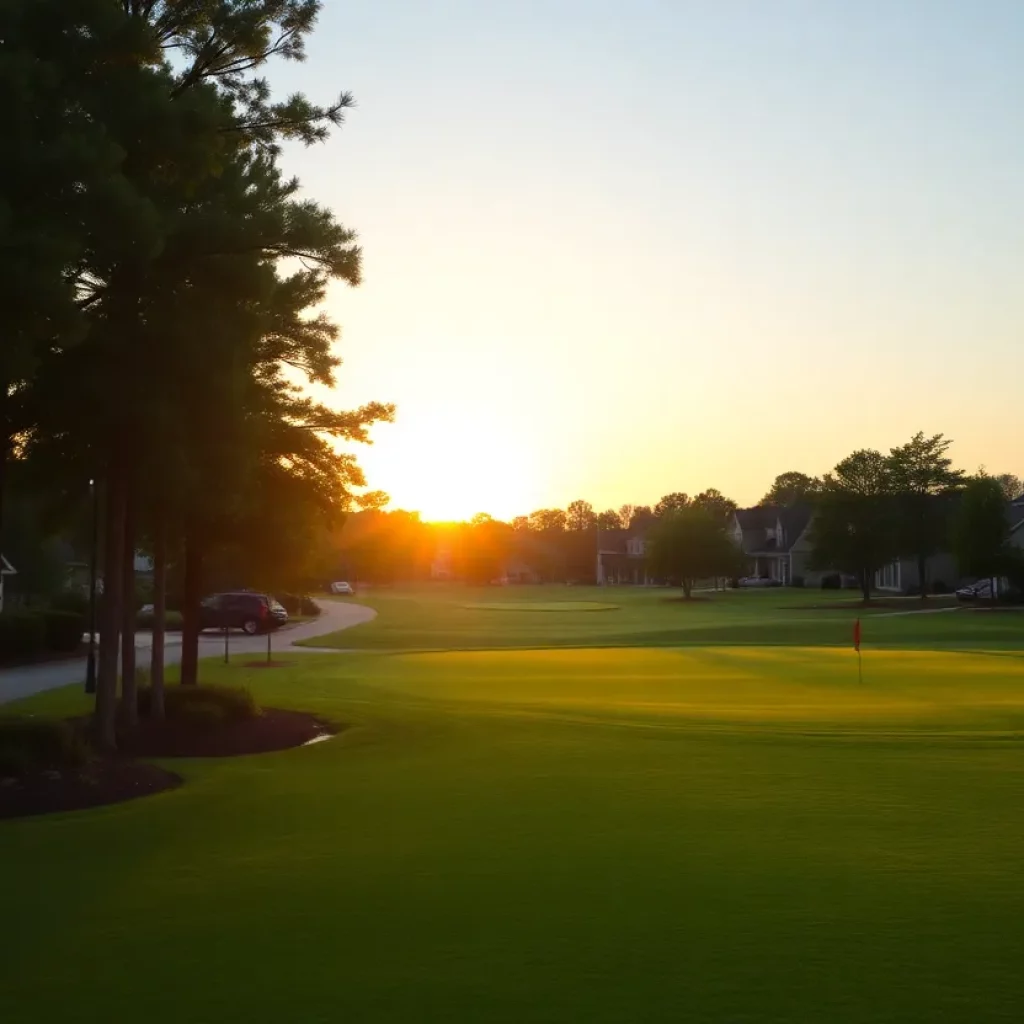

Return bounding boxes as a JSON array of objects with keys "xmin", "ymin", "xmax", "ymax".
[
  {"xmin": 42, "ymin": 610, "xmax": 85, "ymax": 653},
  {"xmin": 0, "ymin": 612, "xmax": 47, "ymax": 663}
]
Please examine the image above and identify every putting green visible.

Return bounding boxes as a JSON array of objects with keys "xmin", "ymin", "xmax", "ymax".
[
  {"xmin": 462, "ymin": 601, "xmax": 620, "ymax": 612},
  {"xmin": 356, "ymin": 646, "xmax": 1024, "ymax": 737}
]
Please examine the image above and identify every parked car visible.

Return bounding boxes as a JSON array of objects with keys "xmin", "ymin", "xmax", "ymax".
[
  {"xmin": 199, "ymin": 592, "xmax": 288, "ymax": 634},
  {"xmin": 330, "ymin": 581, "xmax": 354, "ymax": 595},
  {"xmin": 738, "ymin": 576, "xmax": 783, "ymax": 588}
]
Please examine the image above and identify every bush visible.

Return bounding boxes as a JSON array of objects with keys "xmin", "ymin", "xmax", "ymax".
[
  {"xmin": 0, "ymin": 716, "xmax": 90, "ymax": 777},
  {"xmin": 137, "ymin": 683, "xmax": 257, "ymax": 723},
  {"xmin": 790, "ymin": 575, "xmax": 805, "ymax": 588},
  {"xmin": 50, "ymin": 590, "xmax": 90, "ymax": 615},
  {"xmin": 0, "ymin": 611, "xmax": 47, "ymax": 663},
  {"xmin": 41, "ymin": 610, "xmax": 85, "ymax": 653},
  {"xmin": 299, "ymin": 595, "xmax": 320, "ymax": 617},
  {"xmin": 275, "ymin": 592, "xmax": 302, "ymax": 615},
  {"xmin": 821, "ymin": 573, "xmax": 842, "ymax": 590},
  {"xmin": 177, "ymin": 700, "xmax": 229, "ymax": 729},
  {"xmin": 931, "ymin": 580, "xmax": 951, "ymax": 595},
  {"xmin": 136, "ymin": 609, "xmax": 184, "ymax": 630}
]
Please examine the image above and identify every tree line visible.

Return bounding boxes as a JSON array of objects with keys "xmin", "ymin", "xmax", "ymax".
[
  {"xmin": 324, "ymin": 434, "xmax": 1023, "ymax": 603},
  {"xmin": 2, "ymin": 1, "xmax": 390, "ymax": 748}
]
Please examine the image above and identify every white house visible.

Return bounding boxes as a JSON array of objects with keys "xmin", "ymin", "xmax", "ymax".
[{"xmin": 0, "ymin": 555, "xmax": 16, "ymax": 613}]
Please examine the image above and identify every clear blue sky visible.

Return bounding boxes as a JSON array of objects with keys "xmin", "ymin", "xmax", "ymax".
[{"xmin": 276, "ymin": 0, "xmax": 1023, "ymax": 519}]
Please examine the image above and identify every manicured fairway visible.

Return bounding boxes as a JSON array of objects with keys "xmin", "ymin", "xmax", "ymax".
[
  {"xmin": 3, "ymin": 589, "xmax": 1024, "ymax": 1023},
  {"xmin": 306, "ymin": 585, "xmax": 1024, "ymax": 652}
]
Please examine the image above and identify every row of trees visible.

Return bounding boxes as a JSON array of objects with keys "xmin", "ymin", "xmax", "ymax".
[
  {"xmin": 3, "ymin": 1, "xmax": 390, "ymax": 747},
  {"xmin": 324, "ymin": 490, "xmax": 741, "ymax": 588},
  {"xmin": 320, "ymin": 433, "xmax": 1019, "ymax": 602},
  {"xmin": 809, "ymin": 434, "xmax": 1021, "ymax": 601}
]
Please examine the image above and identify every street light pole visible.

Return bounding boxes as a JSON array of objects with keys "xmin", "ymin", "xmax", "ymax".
[{"xmin": 84, "ymin": 478, "xmax": 99, "ymax": 694}]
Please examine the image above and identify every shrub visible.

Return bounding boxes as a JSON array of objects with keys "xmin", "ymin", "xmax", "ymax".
[
  {"xmin": 136, "ymin": 609, "xmax": 184, "ymax": 630},
  {"xmin": 276, "ymin": 592, "xmax": 302, "ymax": 615},
  {"xmin": 790, "ymin": 575, "xmax": 805, "ymax": 588},
  {"xmin": 177, "ymin": 700, "xmax": 229, "ymax": 729},
  {"xmin": 50, "ymin": 590, "xmax": 90, "ymax": 615},
  {"xmin": 41, "ymin": 610, "xmax": 85, "ymax": 653},
  {"xmin": 931, "ymin": 580, "xmax": 951, "ymax": 595},
  {"xmin": 821, "ymin": 573, "xmax": 841, "ymax": 590},
  {"xmin": 0, "ymin": 716, "xmax": 90, "ymax": 777},
  {"xmin": 0, "ymin": 611, "xmax": 47, "ymax": 663},
  {"xmin": 299, "ymin": 596, "xmax": 320, "ymax": 617},
  {"xmin": 137, "ymin": 683, "xmax": 257, "ymax": 723}
]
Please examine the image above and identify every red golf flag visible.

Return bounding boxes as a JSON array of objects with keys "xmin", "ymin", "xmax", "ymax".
[{"xmin": 853, "ymin": 618, "xmax": 862, "ymax": 652}]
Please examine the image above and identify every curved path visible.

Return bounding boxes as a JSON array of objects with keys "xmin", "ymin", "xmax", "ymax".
[{"xmin": 0, "ymin": 599, "xmax": 376, "ymax": 706}]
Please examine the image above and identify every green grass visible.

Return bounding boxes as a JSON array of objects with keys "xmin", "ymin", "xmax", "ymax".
[
  {"xmin": 306, "ymin": 584, "xmax": 1023, "ymax": 652},
  {"xmin": 3, "ymin": 587, "xmax": 1024, "ymax": 1022}
]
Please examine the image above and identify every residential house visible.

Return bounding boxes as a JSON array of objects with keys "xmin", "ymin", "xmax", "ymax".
[
  {"xmin": 596, "ymin": 528, "xmax": 650, "ymax": 585},
  {"xmin": 872, "ymin": 552, "xmax": 962, "ymax": 594},
  {"xmin": 1009, "ymin": 498, "xmax": 1024, "ymax": 552},
  {"xmin": 0, "ymin": 555, "xmax": 16, "ymax": 613},
  {"xmin": 731, "ymin": 505, "xmax": 818, "ymax": 585}
]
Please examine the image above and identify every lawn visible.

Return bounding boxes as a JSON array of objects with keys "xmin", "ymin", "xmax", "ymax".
[
  {"xmin": 307, "ymin": 584, "xmax": 1023, "ymax": 652},
  {"xmin": 3, "ymin": 588, "xmax": 1024, "ymax": 1023}
]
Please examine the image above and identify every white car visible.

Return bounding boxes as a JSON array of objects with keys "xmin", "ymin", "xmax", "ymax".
[
  {"xmin": 330, "ymin": 581, "xmax": 354, "ymax": 596},
  {"xmin": 737, "ymin": 576, "xmax": 782, "ymax": 588}
]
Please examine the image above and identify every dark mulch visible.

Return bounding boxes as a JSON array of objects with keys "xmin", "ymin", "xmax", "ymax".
[
  {"xmin": 117, "ymin": 708, "xmax": 335, "ymax": 759},
  {"xmin": 0, "ymin": 759, "xmax": 181, "ymax": 821},
  {"xmin": 242, "ymin": 660, "xmax": 297, "ymax": 669}
]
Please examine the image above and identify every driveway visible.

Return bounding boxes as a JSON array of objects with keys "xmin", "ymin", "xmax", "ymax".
[{"xmin": 0, "ymin": 599, "xmax": 376, "ymax": 706}]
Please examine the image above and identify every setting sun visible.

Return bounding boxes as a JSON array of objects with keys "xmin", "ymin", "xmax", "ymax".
[{"xmin": 361, "ymin": 408, "xmax": 544, "ymax": 521}]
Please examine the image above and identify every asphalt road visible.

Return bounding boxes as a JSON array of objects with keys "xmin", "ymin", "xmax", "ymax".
[{"xmin": 0, "ymin": 599, "xmax": 376, "ymax": 706}]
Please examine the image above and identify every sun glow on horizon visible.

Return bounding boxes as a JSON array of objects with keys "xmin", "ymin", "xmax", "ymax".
[{"xmin": 359, "ymin": 409, "xmax": 545, "ymax": 523}]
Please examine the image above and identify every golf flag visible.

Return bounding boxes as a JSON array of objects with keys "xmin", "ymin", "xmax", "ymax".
[{"xmin": 853, "ymin": 618, "xmax": 862, "ymax": 652}]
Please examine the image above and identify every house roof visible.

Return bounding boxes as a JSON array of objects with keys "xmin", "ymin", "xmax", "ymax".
[
  {"xmin": 1009, "ymin": 498, "xmax": 1024, "ymax": 534},
  {"xmin": 734, "ymin": 504, "xmax": 813, "ymax": 555},
  {"xmin": 597, "ymin": 533, "xmax": 628, "ymax": 555},
  {"xmin": 735, "ymin": 507, "xmax": 778, "ymax": 530}
]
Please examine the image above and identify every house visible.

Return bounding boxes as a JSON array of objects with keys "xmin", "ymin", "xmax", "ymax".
[
  {"xmin": 596, "ymin": 527, "xmax": 650, "ymax": 585},
  {"xmin": 1009, "ymin": 498, "xmax": 1024, "ymax": 552},
  {"xmin": 872, "ymin": 552, "xmax": 962, "ymax": 593},
  {"xmin": 0, "ymin": 555, "xmax": 16, "ymax": 613},
  {"xmin": 731, "ymin": 505, "xmax": 818, "ymax": 585},
  {"xmin": 872, "ymin": 496, "xmax": 1024, "ymax": 594}
]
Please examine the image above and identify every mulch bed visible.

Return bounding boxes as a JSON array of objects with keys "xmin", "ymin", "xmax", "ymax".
[
  {"xmin": 242, "ymin": 660, "xmax": 297, "ymax": 669},
  {"xmin": 0, "ymin": 759, "xmax": 181, "ymax": 821},
  {"xmin": 117, "ymin": 708, "xmax": 335, "ymax": 758}
]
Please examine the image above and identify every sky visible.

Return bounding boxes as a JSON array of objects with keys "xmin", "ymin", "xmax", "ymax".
[{"xmin": 273, "ymin": 0, "xmax": 1023, "ymax": 521}]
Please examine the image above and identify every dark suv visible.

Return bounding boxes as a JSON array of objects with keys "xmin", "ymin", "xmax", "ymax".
[{"xmin": 199, "ymin": 592, "xmax": 288, "ymax": 635}]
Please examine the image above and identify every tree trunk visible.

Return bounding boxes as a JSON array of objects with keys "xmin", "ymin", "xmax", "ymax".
[
  {"xmin": 682, "ymin": 577, "xmax": 693, "ymax": 599},
  {"xmin": 180, "ymin": 527, "xmax": 203, "ymax": 686},
  {"xmin": 95, "ymin": 465, "xmax": 126, "ymax": 750},
  {"xmin": 120, "ymin": 489, "xmax": 138, "ymax": 728},
  {"xmin": 149, "ymin": 512, "xmax": 167, "ymax": 719},
  {"xmin": 860, "ymin": 569, "xmax": 871, "ymax": 605},
  {"xmin": 918, "ymin": 553, "xmax": 928, "ymax": 600}
]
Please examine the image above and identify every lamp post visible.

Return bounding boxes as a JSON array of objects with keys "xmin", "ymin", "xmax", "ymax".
[{"xmin": 84, "ymin": 478, "xmax": 99, "ymax": 694}]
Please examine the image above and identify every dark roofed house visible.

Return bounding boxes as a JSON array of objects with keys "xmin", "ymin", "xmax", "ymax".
[
  {"xmin": 1009, "ymin": 498, "xmax": 1024, "ymax": 551},
  {"xmin": 730, "ymin": 505, "xmax": 815, "ymax": 585}
]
